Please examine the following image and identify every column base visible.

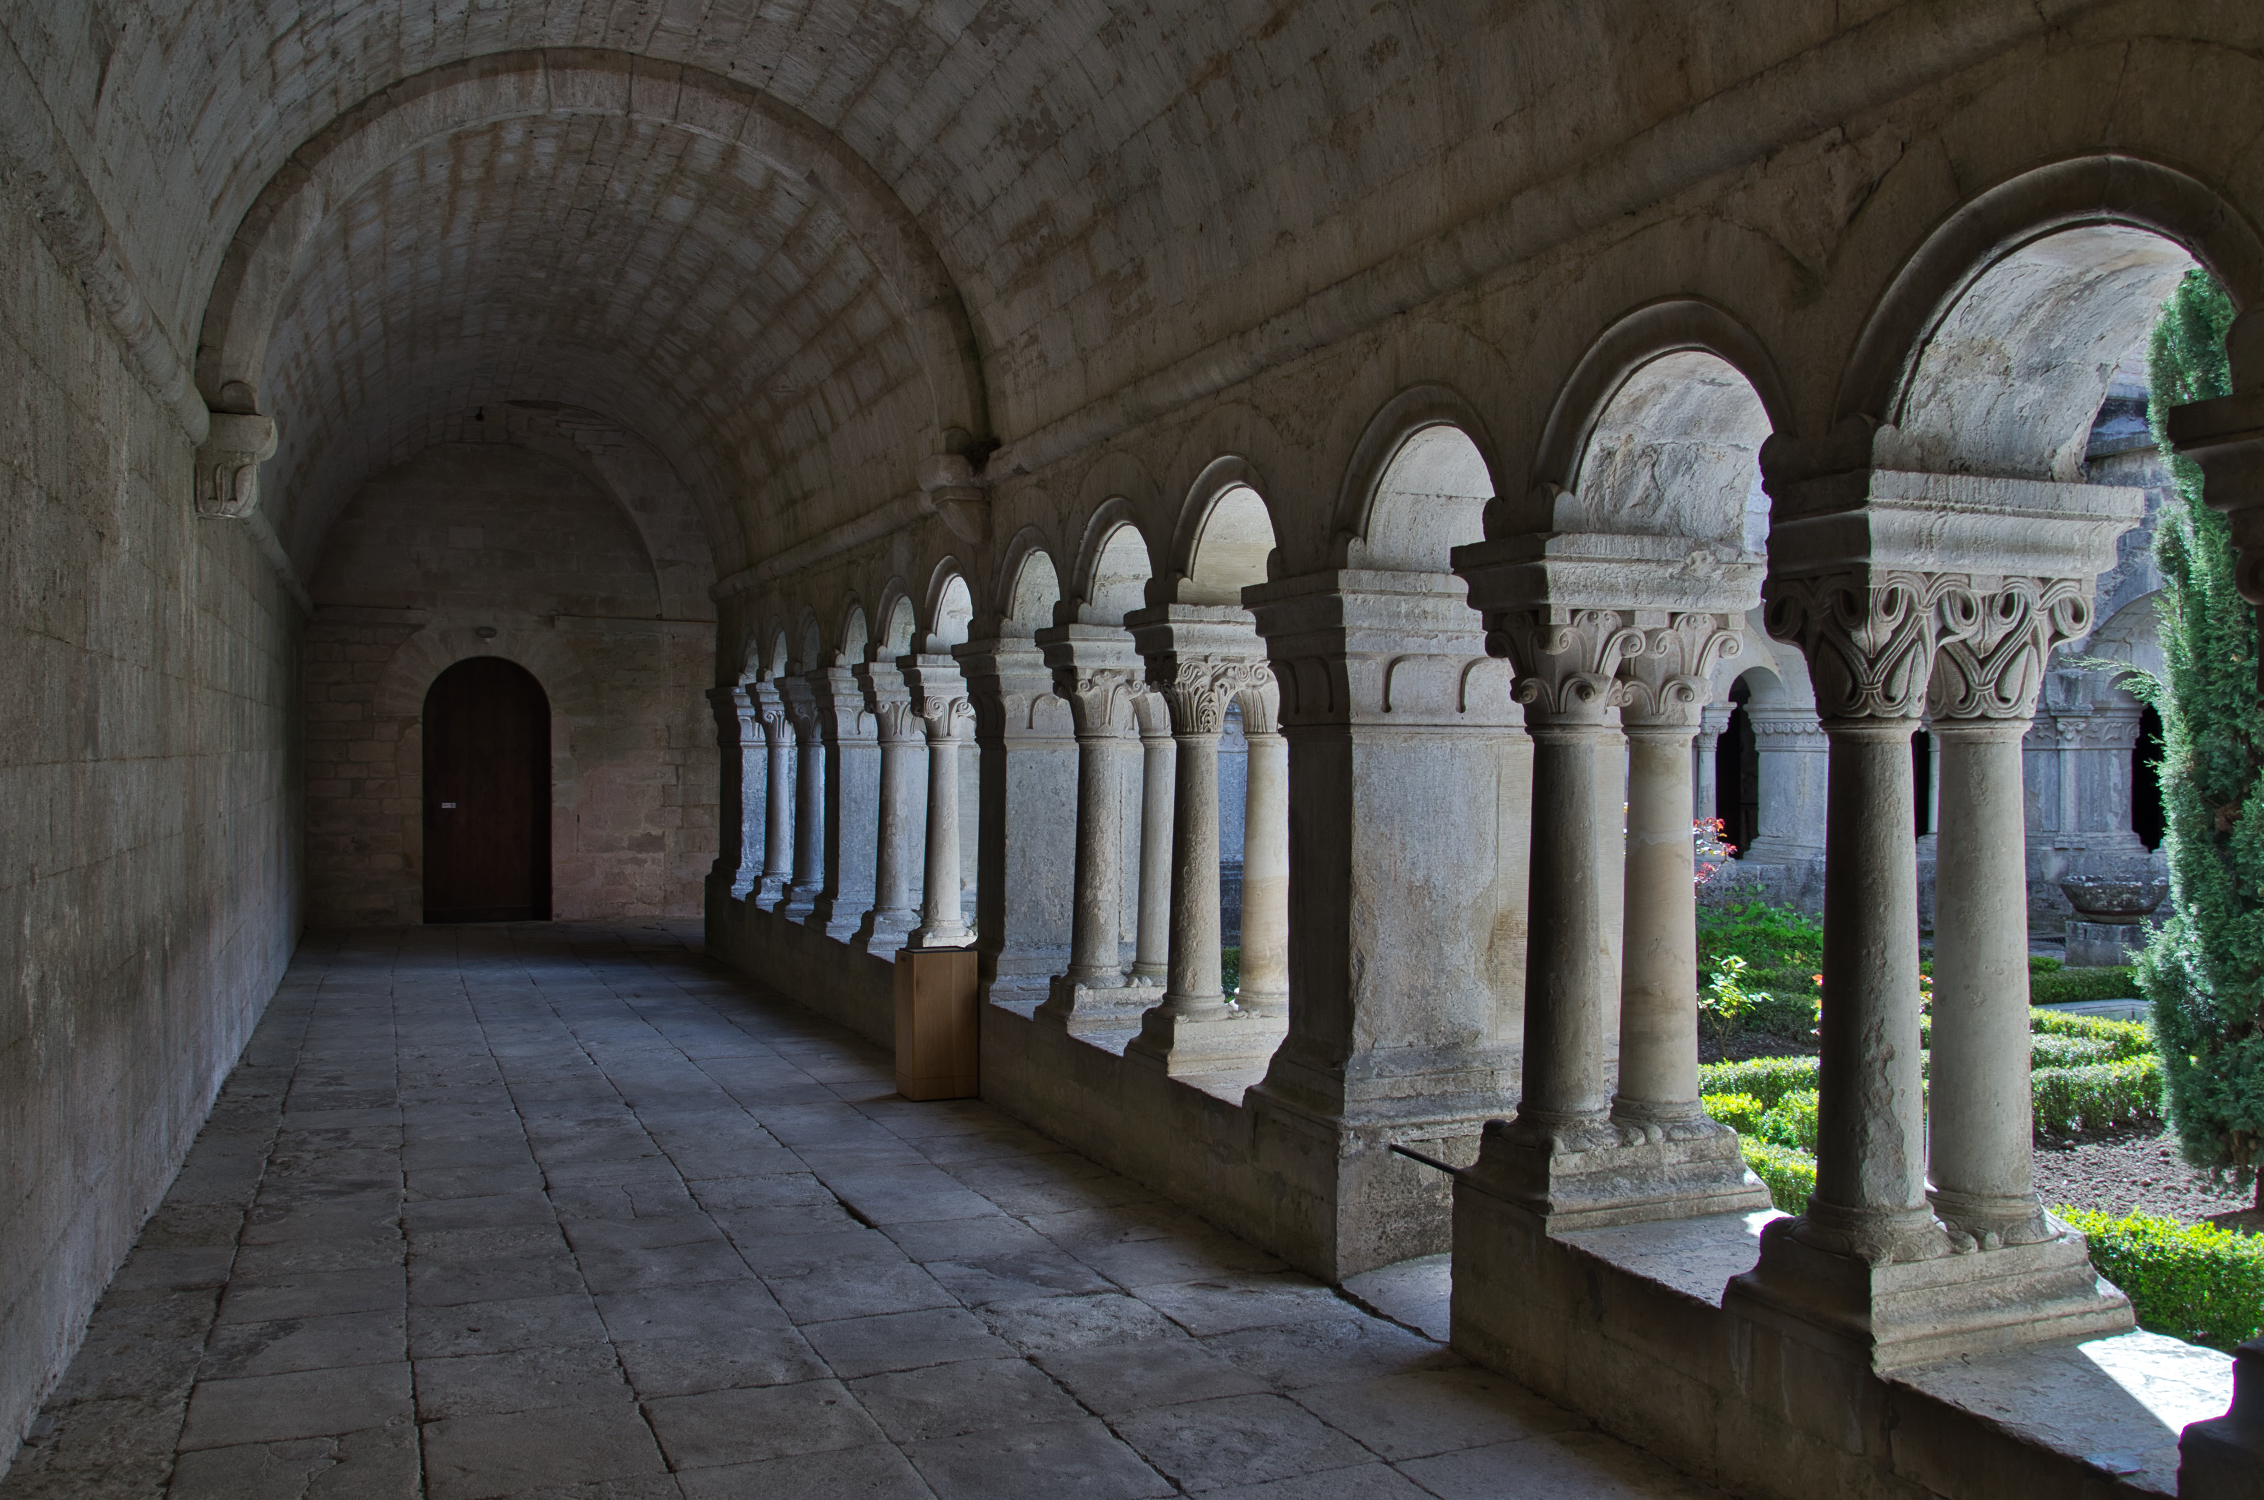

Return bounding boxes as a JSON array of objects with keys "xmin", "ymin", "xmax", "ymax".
[
  {"xmin": 854, "ymin": 908, "xmax": 919, "ymax": 957},
  {"xmin": 1456, "ymin": 1112, "xmax": 1771, "ymax": 1232},
  {"xmin": 1124, "ymin": 1000, "xmax": 1285, "ymax": 1077},
  {"xmin": 754, "ymin": 877, "xmax": 790, "ymax": 909},
  {"xmin": 810, "ymin": 896, "xmax": 870, "ymax": 944},
  {"xmin": 1724, "ymin": 1211, "xmax": 2133, "ymax": 1372},
  {"xmin": 1036, "ymin": 974, "xmax": 1160, "ymax": 1034}
]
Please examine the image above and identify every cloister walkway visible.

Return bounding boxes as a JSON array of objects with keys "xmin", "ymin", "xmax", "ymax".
[{"xmin": 0, "ymin": 924, "xmax": 1714, "ymax": 1500}]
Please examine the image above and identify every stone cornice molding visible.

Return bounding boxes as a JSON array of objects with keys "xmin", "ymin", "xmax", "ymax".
[
  {"xmin": 1929, "ymin": 577, "xmax": 2093, "ymax": 721},
  {"xmin": 1241, "ymin": 571, "xmax": 1521, "ymax": 730},
  {"xmin": 1034, "ymin": 623, "xmax": 1144, "ymax": 739},
  {"xmin": 1620, "ymin": 613, "xmax": 1744, "ymax": 730},
  {"xmin": 1744, "ymin": 707, "xmax": 1829, "ymax": 748}
]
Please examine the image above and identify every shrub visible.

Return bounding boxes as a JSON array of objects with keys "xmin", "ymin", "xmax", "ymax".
[
  {"xmin": 1757, "ymin": 1090, "xmax": 1818, "ymax": 1151},
  {"xmin": 2031, "ymin": 955, "xmax": 2065, "ymax": 976},
  {"xmin": 2032, "ymin": 1057, "xmax": 2165, "ymax": 1137},
  {"xmin": 2063, "ymin": 1208, "xmax": 2264, "ymax": 1351},
  {"xmin": 1698, "ymin": 1056, "xmax": 1819, "ymax": 1110},
  {"xmin": 1739, "ymin": 1141, "xmax": 1815, "ymax": 1216},
  {"xmin": 2131, "ymin": 268, "xmax": 2264, "ymax": 1210},
  {"xmin": 2030, "ymin": 966, "xmax": 2142, "ymax": 1006},
  {"xmin": 2031, "ymin": 1008, "xmax": 2153, "ymax": 1061},
  {"xmin": 1699, "ymin": 1092, "xmax": 1768, "ymax": 1136},
  {"xmin": 2030, "ymin": 1034, "xmax": 2126, "ymax": 1069},
  {"xmin": 1697, "ymin": 900, "xmax": 1822, "ymax": 979}
]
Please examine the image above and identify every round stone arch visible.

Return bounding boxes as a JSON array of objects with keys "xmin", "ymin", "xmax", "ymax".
[
  {"xmin": 992, "ymin": 527, "xmax": 1065, "ymax": 636},
  {"xmin": 1833, "ymin": 155, "xmax": 2264, "ymax": 438},
  {"xmin": 836, "ymin": 598, "xmax": 872, "ymax": 668},
  {"xmin": 1165, "ymin": 457, "xmax": 1281, "ymax": 606},
  {"xmin": 921, "ymin": 560, "xmax": 977, "ymax": 651},
  {"xmin": 1330, "ymin": 385, "xmax": 1505, "ymax": 574},
  {"xmin": 194, "ymin": 47, "xmax": 989, "ymax": 454},
  {"xmin": 1516, "ymin": 299, "xmax": 1792, "ymax": 533},
  {"xmin": 1066, "ymin": 497, "xmax": 1159, "ymax": 625},
  {"xmin": 367, "ymin": 628, "xmax": 602, "ymax": 924}
]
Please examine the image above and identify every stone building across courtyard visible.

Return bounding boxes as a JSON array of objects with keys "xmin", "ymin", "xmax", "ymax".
[{"xmin": 4, "ymin": 3, "xmax": 2264, "ymax": 1497}]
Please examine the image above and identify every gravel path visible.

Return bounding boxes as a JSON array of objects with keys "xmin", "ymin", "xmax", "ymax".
[{"xmin": 2035, "ymin": 1126, "xmax": 2256, "ymax": 1224}]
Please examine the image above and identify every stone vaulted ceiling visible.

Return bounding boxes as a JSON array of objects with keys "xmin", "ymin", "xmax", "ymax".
[{"xmin": 8, "ymin": 0, "xmax": 1875, "ymax": 570}]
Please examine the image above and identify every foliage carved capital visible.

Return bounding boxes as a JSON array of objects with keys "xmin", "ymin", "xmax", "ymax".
[
  {"xmin": 1929, "ymin": 577, "xmax": 2093, "ymax": 722},
  {"xmin": 1486, "ymin": 608, "xmax": 1641, "ymax": 726},
  {"xmin": 1620, "ymin": 613, "xmax": 1744, "ymax": 729}
]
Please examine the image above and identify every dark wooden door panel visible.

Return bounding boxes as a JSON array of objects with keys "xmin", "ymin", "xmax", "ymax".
[{"xmin": 423, "ymin": 656, "xmax": 551, "ymax": 922}]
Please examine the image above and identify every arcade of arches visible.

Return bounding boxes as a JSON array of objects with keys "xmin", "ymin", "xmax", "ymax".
[{"xmin": 7, "ymin": 4, "xmax": 2264, "ymax": 1497}]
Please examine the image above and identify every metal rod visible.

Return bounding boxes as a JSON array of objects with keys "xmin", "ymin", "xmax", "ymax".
[{"xmin": 1388, "ymin": 1143, "xmax": 1462, "ymax": 1176}]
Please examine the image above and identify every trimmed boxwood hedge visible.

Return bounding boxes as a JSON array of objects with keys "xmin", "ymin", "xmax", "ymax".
[
  {"xmin": 1698, "ymin": 1057, "xmax": 1818, "ymax": 1110},
  {"xmin": 2032, "ymin": 1057, "xmax": 2164, "ymax": 1137},
  {"xmin": 2062, "ymin": 1208, "xmax": 2264, "ymax": 1351},
  {"xmin": 1739, "ymin": 1141, "xmax": 1815, "ymax": 1216}
]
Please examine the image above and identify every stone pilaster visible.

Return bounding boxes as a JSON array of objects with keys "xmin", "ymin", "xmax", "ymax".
[
  {"xmin": 1130, "ymin": 689, "xmax": 1175, "ymax": 986},
  {"xmin": 1694, "ymin": 700, "xmax": 1733, "ymax": 824},
  {"xmin": 958, "ymin": 637, "xmax": 1077, "ymax": 995},
  {"xmin": 1241, "ymin": 570, "xmax": 1527, "ymax": 1275}
]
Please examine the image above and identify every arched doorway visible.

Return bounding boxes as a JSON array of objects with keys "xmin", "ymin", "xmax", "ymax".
[{"xmin": 422, "ymin": 657, "xmax": 552, "ymax": 922}]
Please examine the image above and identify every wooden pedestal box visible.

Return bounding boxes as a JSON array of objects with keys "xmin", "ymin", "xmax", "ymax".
[{"xmin": 893, "ymin": 946, "xmax": 979, "ymax": 1100}]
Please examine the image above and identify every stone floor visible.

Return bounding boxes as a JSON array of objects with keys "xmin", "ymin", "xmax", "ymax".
[{"xmin": 0, "ymin": 922, "xmax": 1720, "ymax": 1500}]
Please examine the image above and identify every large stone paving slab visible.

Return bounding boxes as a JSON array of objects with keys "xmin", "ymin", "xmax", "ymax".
[{"xmin": 0, "ymin": 922, "xmax": 1720, "ymax": 1498}]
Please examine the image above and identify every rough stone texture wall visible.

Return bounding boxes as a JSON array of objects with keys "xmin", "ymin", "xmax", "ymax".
[
  {"xmin": 0, "ymin": 189, "xmax": 301, "ymax": 1453},
  {"xmin": 304, "ymin": 444, "xmax": 715, "ymax": 925}
]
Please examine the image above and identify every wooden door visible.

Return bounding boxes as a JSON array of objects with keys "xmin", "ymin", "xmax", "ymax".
[{"xmin": 422, "ymin": 657, "xmax": 552, "ymax": 922}]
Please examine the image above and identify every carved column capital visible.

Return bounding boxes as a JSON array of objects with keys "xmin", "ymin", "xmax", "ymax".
[
  {"xmin": 1619, "ymin": 612, "xmax": 1743, "ymax": 729},
  {"xmin": 1486, "ymin": 608, "xmax": 1641, "ymax": 726},
  {"xmin": 706, "ymin": 685, "xmax": 756, "ymax": 746},
  {"xmin": 1761, "ymin": 572, "xmax": 1945, "ymax": 721},
  {"xmin": 1056, "ymin": 667, "xmax": 1139, "ymax": 738},
  {"xmin": 1928, "ymin": 577, "xmax": 2094, "ymax": 722},
  {"xmin": 1152, "ymin": 657, "xmax": 1273, "ymax": 737}
]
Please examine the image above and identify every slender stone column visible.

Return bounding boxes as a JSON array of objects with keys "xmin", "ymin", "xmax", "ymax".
[
  {"xmin": 781, "ymin": 678, "xmax": 825, "ymax": 919},
  {"xmin": 1124, "ymin": 604, "xmax": 1280, "ymax": 1076},
  {"xmin": 752, "ymin": 679, "xmax": 794, "ymax": 908},
  {"xmin": 1615, "ymin": 612, "xmax": 1749, "ymax": 1144},
  {"xmin": 855, "ymin": 658, "xmax": 925, "ymax": 954},
  {"xmin": 1928, "ymin": 579, "xmax": 2092, "ymax": 1248},
  {"xmin": 1694, "ymin": 701, "xmax": 1732, "ymax": 824},
  {"xmin": 904, "ymin": 655, "xmax": 972, "ymax": 948},
  {"xmin": 1131, "ymin": 690, "xmax": 1175, "ymax": 985},
  {"xmin": 1761, "ymin": 573, "xmax": 1947, "ymax": 1267},
  {"xmin": 808, "ymin": 666, "xmax": 880, "ymax": 941},
  {"xmin": 1035, "ymin": 641, "xmax": 1140, "ymax": 1028},
  {"xmin": 1234, "ymin": 678, "xmax": 1288, "ymax": 1019}
]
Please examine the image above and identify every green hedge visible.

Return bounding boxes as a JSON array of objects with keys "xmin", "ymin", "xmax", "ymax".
[
  {"xmin": 1739, "ymin": 1141, "xmax": 1815, "ymax": 1215},
  {"xmin": 1699, "ymin": 1092, "xmax": 1768, "ymax": 1136},
  {"xmin": 1757, "ymin": 1090, "xmax": 1819, "ymax": 1152},
  {"xmin": 2030, "ymin": 966, "xmax": 2141, "ymax": 1006},
  {"xmin": 2063, "ymin": 1208, "xmax": 2264, "ymax": 1351},
  {"xmin": 1698, "ymin": 1056, "xmax": 1819, "ymax": 1109},
  {"xmin": 2030, "ymin": 1008, "xmax": 2152, "ymax": 1059},
  {"xmin": 2033, "ymin": 1057, "xmax": 2164, "ymax": 1137},
  {"xmin": 2030, "ymin": 1033, "xmax": 2127, "ymax": 1069}
]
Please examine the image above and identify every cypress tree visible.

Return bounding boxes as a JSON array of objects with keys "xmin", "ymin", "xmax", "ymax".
[{"xmin": 2133, "ymin": 267, "xmax": 2264, "ymax": 1210}]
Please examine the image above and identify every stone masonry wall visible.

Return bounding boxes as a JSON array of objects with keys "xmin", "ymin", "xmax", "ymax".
[
  {"xmin": 304, "ymin": 444, "xmax": 715, "ymax": 925},
  {"xmin": 0, "ymin": 189, "xmax": 302, "ymax": 1451}
]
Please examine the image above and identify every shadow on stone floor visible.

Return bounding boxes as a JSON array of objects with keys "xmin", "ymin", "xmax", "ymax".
[{"xmin": 0, "ymin": 921, "xmax": 1720, "ymax": 1499}]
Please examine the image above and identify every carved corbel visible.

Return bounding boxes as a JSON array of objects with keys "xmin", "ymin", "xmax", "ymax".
[
  {"xmin": 194, "ymin": 412, "xmax": 278, "ymax": 519},
  {"xmin": 1485, "ymin": 608, "xmax": 1642, "ymax": 726},
  {"xmin": 918, "ymin": 452, "xmax": 988, "ymax": 545},
  {"xmin": 1620, "ymin": 612, "xmax": 1743, "ymax": 729},
  {"xmin": 1929, "ymin": 577, "xmax": 2093, "ymax": 723}
]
